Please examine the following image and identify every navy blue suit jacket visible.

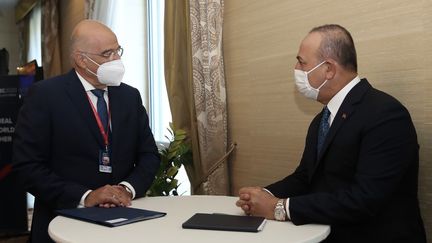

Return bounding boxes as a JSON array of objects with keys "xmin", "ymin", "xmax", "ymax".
[
  {"xmin": 13, "ymin": 70, "xmax": 160, "ymax": 242},
  {"xmin": 266, "ymin": 79, "xmax": 426, "ymax": 242}
]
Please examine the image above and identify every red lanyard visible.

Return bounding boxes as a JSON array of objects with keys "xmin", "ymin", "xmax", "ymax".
[{"xmin": 86, "ymin": 93, "xmax": 111, "ymax": 150}]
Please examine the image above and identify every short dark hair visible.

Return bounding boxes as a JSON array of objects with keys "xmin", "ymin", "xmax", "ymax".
[{"xmin": 310, "ymin": 24, "xmax": 357, "ymax": 72}]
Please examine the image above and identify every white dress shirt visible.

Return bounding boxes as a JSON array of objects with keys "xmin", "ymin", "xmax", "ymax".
[{"xmin": 75, "ymin": 71, "xmax": 136, "ymax": 207}]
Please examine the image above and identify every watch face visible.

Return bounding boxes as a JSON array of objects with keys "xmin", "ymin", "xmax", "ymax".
[{"xmin": 275, "ymin": 207, "xmax": 285, "ymax": 220}]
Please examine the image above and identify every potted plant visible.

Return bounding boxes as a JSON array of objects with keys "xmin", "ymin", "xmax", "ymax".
[{"xmin": 146, "ymin": 123, "xmax": 192, "ymax": 196}]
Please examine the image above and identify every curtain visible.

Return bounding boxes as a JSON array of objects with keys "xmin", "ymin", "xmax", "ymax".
[
  {"xmin": 41, "ymin": 0, "xmax": 61, "ymax": 78},
  {"xmin": 165, "ymin": 0, "xmax": 230, "ymax": 195},
  {"xmin": 189, "ymin": 0, "xmax": 229, "ymax": 195},
  {"xmin": 15, "ymin": 0, "xmax": 61, "ymax": 78},
  {"xmin": 17, "ymin": 20, "xmax": 30, "ymax": 67},
  {"xmin": 85, "ymin": 0, "xmax": 115, "ymax": 26},
  {"xmin": 15, "ymin": 0, "xmax": 37, "ymax": 66},
  {"xmin": 85, "ymin": 0, "xmax": 95, "ymax": 19},
  {"xmin": 164, "ymin": 0, "xmax": 201, "ymax": 193},
  {"xmin": 15, "ymin": 0, "xmax": 37, "ymax": 22}
]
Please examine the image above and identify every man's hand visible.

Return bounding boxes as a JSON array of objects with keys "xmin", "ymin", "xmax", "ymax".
[
  {"xmin": 235, "ymin": 186, "xmax": 279, "ymax": 219},
  {"xmin": 84, "ymin": 184, "xmax": 132, "ymax": 208}
]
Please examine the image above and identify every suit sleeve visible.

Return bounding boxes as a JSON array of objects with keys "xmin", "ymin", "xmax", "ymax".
[
  {"xmin": 265, "ymin": 115, "xmax": 321, "ymax": 198},
  {"xmin": 289, "ymin": 101, "xmax": 419, "ymax": 225},
  {"xmin": 12, "ymin": 83, "xmax": 88, "ymax": 209},
  {"xmin": 122, "ymin": 89, "xmax": 160, "ymax": 198},
  {"xmin": 265, "ymin": 151, "xmax": 311, "ymax": 198}
]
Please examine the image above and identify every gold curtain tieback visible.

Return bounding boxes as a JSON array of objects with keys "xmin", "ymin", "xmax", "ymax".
[{"xmin": 194, "ymin": 142, "xmax": 237, "ymax": 192}]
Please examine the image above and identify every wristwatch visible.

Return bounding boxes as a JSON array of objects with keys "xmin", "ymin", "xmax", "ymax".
[{"xmin": 274, "ymin": 199, "xmax": 287, "ymax": 221}]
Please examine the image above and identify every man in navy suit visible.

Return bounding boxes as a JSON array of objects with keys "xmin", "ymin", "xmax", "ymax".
[
  {"xmin": 13, "ymin": 20, "xmax": 160, "ymax": 242},
  {"xmin": 236, "ymin": 24, "xmax": 426, "ymax": 242}
]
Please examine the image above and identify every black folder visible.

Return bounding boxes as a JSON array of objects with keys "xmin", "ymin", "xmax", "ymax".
[
  {"xmin": 182, "ymin": 213, "xmax": 266, "ymax": 232},
  {"xmin": 56, "ymin": 207, "xmax": 166, "ymax": 227}
]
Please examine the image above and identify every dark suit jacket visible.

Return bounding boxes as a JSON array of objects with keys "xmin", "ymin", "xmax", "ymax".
[
  {"xmin": 266, "ymin": 79, "xmax": 426, "ymax": 243},
  {"xmin": 13, "ymin": 70, "xmax": 160, "ymax": 242}
]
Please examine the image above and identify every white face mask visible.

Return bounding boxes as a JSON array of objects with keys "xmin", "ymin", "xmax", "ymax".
[
  {"xmin": 294, "ymin": 61, "xmax": 328, "ymax": 100},
  {"xmin": 85, "ymin": 55, "xmax": 125, "ymax": 86}
]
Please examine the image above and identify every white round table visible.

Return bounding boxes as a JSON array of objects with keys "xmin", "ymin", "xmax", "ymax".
[{"xmin": 49, "ymin": 195, "xmax": 330, "ymax": 243}]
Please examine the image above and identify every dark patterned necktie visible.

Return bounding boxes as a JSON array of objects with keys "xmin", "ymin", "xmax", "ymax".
[
  {"xmin": 317, "ymin": 106, "xmax": 330, "ymax": 155},
  {"xmin": 91, "ymin": 89, "xmax": 108, "ymax": 131}
]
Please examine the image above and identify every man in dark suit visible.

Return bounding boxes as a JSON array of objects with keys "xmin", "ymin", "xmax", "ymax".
[
  {"xmin": 13, "ymin": 20, "xmax": 160, "ymax": 242},
  {"xmin": 236, "ymin": 24, "xmax": 426, "ymax": 242}
]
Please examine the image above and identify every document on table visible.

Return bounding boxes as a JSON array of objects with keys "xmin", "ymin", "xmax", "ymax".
[
  {"xmin": 57, "ymin": 207, "xmax": 166, "ymax": 227},
  {"xmin": 182, "ymin": 213, "xmax": 267, "ymax": 232}
]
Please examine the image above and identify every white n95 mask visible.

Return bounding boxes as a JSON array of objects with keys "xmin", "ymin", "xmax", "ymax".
[
  {"xmin": 294, "ymin": 61, "xmax": 328, "ymax": 100},
  {"xmin": 85, "ymin": 55, "xmax": 125, "ymax": 86}
]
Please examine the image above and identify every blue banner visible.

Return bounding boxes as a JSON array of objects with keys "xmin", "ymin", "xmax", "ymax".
[{"xmin": 0, "ymin": 75, "xmax": 28, "ymax": 234}]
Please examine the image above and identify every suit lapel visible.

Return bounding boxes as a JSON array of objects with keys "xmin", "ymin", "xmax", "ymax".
[
  {"xmin": 107, "ymin": 86, "xmax": 122, "ymax": 160},
  {"xmin": 311, "ymin": 79, "xmax": 371, "ymax": 177},
  {"xmin": 316, "ymin": 105, "xmax": 355, "ymax": 162},
  {"xmin": 65, "ymin": 70, "xmax": 104, "ymax": 147}
]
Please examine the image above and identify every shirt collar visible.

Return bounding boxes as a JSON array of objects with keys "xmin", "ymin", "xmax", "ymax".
[
  {"xmin": 75, "ymin": 70, "xmax": 108, "ymax": 92},
  {"xmin": 326, "ymin": 76, "xmax": 361, "ymax": 122}
]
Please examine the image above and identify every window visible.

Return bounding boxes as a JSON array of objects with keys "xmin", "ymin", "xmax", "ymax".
[
  {"xmin": 146, "ymin": 0, "xmax": 190, "ymax": 195},
  {"xmin": 27, "ymin": 1, "xmax": 41, "ymax": 64},
  {"xmin": 102, "ymin": 0, "xmax": 147, "ymax": 108},
  {"xmin": 102, "ymin": 0, "xmax": 172, "ymax": 142},
  {"xmin": 147, "ymin": 0, "xmax": 171, "ymax": 142}
]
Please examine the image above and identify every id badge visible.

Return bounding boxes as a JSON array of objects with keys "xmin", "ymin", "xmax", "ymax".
[{"xmin": 99, "ymin": 149, "xmax": 112, "ymax": 173}]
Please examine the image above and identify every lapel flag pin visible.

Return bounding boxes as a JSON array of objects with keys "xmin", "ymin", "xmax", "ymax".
[{"xmin": 342, "ymin": 113, "xmax": 347, "ymax": 119}]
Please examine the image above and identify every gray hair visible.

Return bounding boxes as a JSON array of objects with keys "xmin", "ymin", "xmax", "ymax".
[{"xmin": 310, "ymin": 24, "xmax": 357, "ymax": 72}]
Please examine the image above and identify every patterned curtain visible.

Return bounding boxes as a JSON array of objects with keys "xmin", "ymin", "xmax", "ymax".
[
  {"xmin": 189, "ymin": 0, "xmax": 229, "ymax": 195},
  {"xmin": 41, "ymin": 0, "xmax": 62, "ymax": 78},
  {"xmin": 85, "ymin": 0, "xmax": 96, "ymax": 18},
  {"xmin": 16, "ymin": 20, "xmax": 30, "ymax": 67},
  {"xmin": 165, "ymin": 0, "xmax": 231, "ymax": 195},
  {"xmin": 85, "ymin": 0, "xmax": 115, "ymax": 25}
]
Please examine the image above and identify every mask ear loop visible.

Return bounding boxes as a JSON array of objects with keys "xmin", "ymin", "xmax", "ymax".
[
  {"xmin": 317, "ymin": 79, "xmax": 329, "ymax": 90},
  {"xmin": 82, "ymin": 53, "xmax": 101, "ymax": 67},
  {"xmin": 81, "ymin": 53, "xmax": 100, "ymax": 77},
  {"xmin": 307, "ymin": 61, "xmax": 328, "ymax": 90},
  {"xmin": 306, "ymin": 60, "xmax": 327, "ymax": 75},
  {"xmin": 81, "ymin": 54, "xmax": 101, "ymax": 78}
]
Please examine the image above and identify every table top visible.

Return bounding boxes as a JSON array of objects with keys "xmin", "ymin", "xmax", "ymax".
[{"xmin": 49, "ymin": 195, "xmax": 330, "ymax": 243}]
